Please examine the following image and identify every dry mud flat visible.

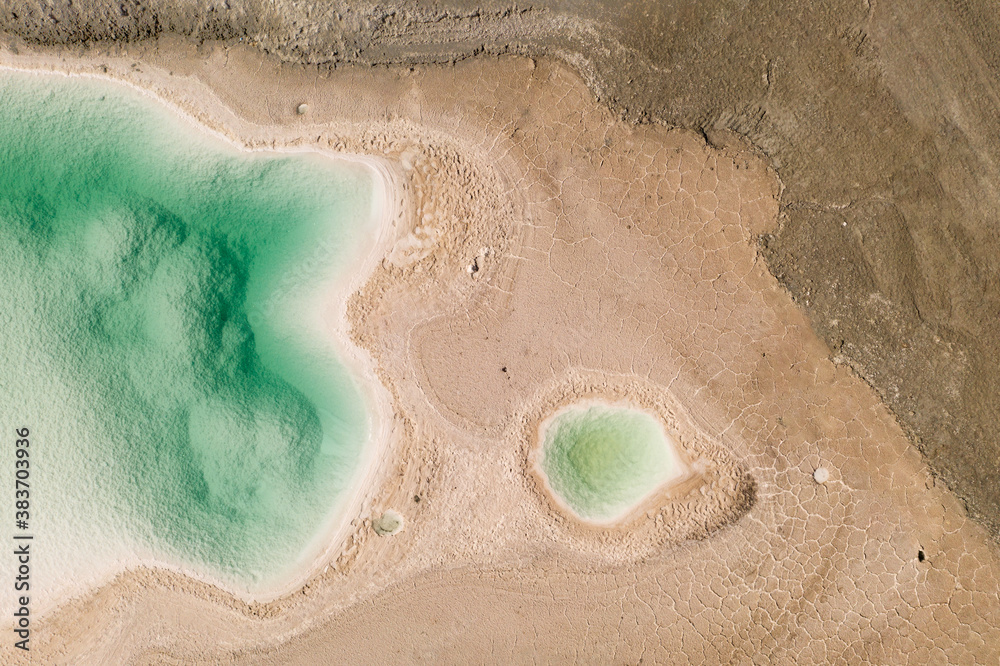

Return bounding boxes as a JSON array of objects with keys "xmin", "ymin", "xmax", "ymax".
[{"xmin": 2, "ymin": 40, "xmax": 999, "ymax": 664}]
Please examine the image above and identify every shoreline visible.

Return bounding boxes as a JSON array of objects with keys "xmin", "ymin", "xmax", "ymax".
[{"xmin": 0, "ymin": 61, "xmax": 408, "ymax": 617}]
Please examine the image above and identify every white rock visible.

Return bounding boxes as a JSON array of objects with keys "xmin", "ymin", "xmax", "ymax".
[{"xmin": 373, "ymin": 509, "xmax": 404, "ymax": 536}]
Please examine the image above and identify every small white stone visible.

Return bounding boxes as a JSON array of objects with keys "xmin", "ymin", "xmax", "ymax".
[
  {"xmin": 296, "ymin": 103, "xmax": 309, "ymax": 115},
  {"xmin": 813, "ymin": 467, "xmax": 830, "ymax": 484},
  {"xmin": 373, "ymin": 509, "xmax": 404, "ymax": 536}
]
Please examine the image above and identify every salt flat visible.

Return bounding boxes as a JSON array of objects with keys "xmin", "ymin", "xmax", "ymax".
[{"xmin": 0, "ymin": 33, "xmax": 998, "ymax": 665}]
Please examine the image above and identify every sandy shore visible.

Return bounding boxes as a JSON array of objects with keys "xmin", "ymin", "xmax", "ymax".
[{"xmin": 2, "ymin": 35, "xmax": 1000, "ymax": 664}]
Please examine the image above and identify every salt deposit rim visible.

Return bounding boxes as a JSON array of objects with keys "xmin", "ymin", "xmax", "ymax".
[
  {"xmin": 0, "ymin": 62, "xmax": 406, "ymax": 614},
  {"xmin": 529, "ymin": 397, "xmax": 694, "ymax": 528}
]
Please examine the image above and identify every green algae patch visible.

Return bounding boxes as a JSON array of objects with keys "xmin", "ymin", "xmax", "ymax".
[
  {"xmin": 537, "ymin": 403, "xmax": 684, "ymax": 523},
  {"xmin": 0, "ymin": 70, "xmax": 382, "ymax": 597}
]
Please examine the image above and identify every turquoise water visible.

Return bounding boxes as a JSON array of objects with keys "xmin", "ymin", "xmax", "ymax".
[
  {"xmin": 0, "ymin": 71, "xmax": 379, "ymax": 590},
  {"xmin": 538, "ymin": 404, "xmax": 681, "ymax": 522}
]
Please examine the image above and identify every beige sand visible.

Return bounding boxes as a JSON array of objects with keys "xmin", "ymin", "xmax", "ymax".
[{"xmin": 2, "ymin": 37, "xmax": 999, "ymax": 663}]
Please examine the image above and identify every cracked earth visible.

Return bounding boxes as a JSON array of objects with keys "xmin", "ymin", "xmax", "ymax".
[{"xmin": 2, "ymin": 37, "xmax": 998, "ymax": 665}]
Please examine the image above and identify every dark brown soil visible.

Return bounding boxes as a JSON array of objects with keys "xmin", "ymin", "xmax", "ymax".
[{"xmin": 3, "ymin": 0, "xmax": 999, "ymax": 537}]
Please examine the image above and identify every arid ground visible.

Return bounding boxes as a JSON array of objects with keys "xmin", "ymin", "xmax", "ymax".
[{"xmin": 2, "ymin": 1, "xmax": 1000, "ymax": 663}]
